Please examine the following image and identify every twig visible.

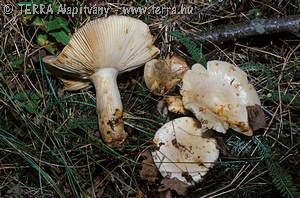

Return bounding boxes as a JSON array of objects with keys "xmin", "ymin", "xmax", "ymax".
[{"xmin": 190, "ymin": 15, "xmax": 300, "ymax": 44}]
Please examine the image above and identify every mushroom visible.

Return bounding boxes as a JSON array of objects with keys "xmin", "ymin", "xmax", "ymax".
[
  {"xmin": 144, "ymin": 55, "xmax": 189, "ymax": 95},
  {"xmin": 180, "ymin": 61, "xmax": 262, "ymax": 136},
  {"xmin": 157, "ymin": 96, "xmax": 188, "ymax": 115},
  {"xmin": 43, "ymin": 16, "xmax": 159, "ymax": 146},
  {"xmin": 58, "ymin": 78, "xmax": 91, "ymax": 91},
  {"xmin": 152, "ymin": 117, "xmax": 219, "ymax": 185}
]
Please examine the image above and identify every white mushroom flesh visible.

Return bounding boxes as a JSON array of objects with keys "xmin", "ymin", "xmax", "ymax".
[
  {"xmin": 165, "ymin": 96, "xmax": 187, "ymax": 114},
  {"xmin": 152, "ymin": 117, "xmax": 219, "ymax": 185},
  {"xmin": 90, "ymin": 68, "xmax": 125, "ymax": 144},
  {"xmin": 180, "ymin": 61, "xmax": 261, "ymax": 136},
  {"xmin": 144, "ymin": 56, "xmax": 189, "ymax": 95}
]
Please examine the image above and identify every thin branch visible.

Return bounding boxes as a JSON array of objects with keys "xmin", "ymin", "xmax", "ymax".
[{"xmin": 190, "ymin": 15, "xmax": 300, "ymax": 44}]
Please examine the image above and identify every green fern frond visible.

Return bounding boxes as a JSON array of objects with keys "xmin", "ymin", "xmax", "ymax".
[
  {"xmin": 240, "ymin": 62, "xmax": 274, "ymax": 88},
  {"xmin": 240, "ymin": 62, "xmax": 272, "ymax": 75},
  {"xmin": 169, "ymin": 31, "xmax": 207, "ymax": 67},
  {"xmin": 264, "ymin": 91, "xmax": 300, "ymax": 106},
  {"xmin": 254, "ymin": 137, "xmax": 299, "ymax": 198},
  {"xmin": 226, "ymin": 136, "xmax": 253, "ymax": 156}
]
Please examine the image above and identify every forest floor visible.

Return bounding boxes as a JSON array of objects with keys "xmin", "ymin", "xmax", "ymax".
[{"xmin": 0, "ymin": 0, "xmax": 299, "ymax": 197}]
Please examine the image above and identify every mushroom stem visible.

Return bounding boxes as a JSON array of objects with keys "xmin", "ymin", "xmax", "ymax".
[{"xmin": 90, "ymin": 68, "xmax": 128, "ymax": 146}]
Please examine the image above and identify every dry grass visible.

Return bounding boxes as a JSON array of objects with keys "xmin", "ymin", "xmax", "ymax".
[{"xmin": 0, "ymin": 0, "xmax": 299, "ymax": 197}]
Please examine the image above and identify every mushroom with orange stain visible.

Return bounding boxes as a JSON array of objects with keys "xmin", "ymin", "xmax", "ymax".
[
  {"xmin": 43, "ymin": 16, "xmax": 160, "ymax": 146},
  {"xmin": 180, "ymin": 60, "xmax": 263, "ymax": 136}
]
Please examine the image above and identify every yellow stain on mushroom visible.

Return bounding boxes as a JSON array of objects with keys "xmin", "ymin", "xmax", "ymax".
[
  {"xmin": 180, "ymin": 60, "xmax": 261, "ymax": 136},
  {"xmin": 234, "ymin": 83, "xmax": 240, "ymax": 89}
]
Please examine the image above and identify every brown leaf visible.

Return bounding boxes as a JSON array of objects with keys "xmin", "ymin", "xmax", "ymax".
[
  {"xmin": 159, "ymin": 190, "xmax": 172, "ymax": 198},
  {"xmin": 216, "ymin": 136, "xmax": 229, "ymax": 156},
  {"xmin": 246, "ymin": 104, "xmax": 267, "ymax": 131},
  {"xmin": 139, "ymin": 151, "xmax": 159, "ymax": 182},
  {"xmin": 159, "ymin": 178, "xmax": 189, "ymax": 196}
]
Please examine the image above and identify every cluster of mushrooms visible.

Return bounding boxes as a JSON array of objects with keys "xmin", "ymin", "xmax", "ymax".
[{"xmin": 43, "ymin": 16, "xmax": 265, "ymax": 186}]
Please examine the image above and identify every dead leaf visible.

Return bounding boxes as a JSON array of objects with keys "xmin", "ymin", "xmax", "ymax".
[
  {"xmin": 216, "ymin": 136, "xmax": 229, "ymax": 156},
  {"xmin": 139, "ymin": 151, "xmax": 159, "ymax": 182},
  {"xmin": 246, "ymin": 104, "xmax": 267, "ymax": 131},
  {"xmin": 159, "ymin": 190, "xmax": 172, "ymax": 198},
  {"xmin": 158, "ymin": 178, "xmax": 189, "ymax": 196}
]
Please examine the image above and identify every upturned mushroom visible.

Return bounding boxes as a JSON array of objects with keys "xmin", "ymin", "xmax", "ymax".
[
  {"xmin": 43, "ymin": 16, "xmax": 159, "ymax": 146},
  {"xmin": 144, "ymin": 55, "xmax": 189, "ymax": 95},
  {"xmin": 152, "ymin": 117, "xmax": 219, "ymax": 185},
  {"xmin": 180, "ymin": 61, "xmax": 263, "ymax": 136}
]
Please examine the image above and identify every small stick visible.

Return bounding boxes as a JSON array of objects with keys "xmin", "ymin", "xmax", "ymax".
[
  {"xmin": 190, "ymin": 15, "xmax": 300, "ymax": 44},
  {"xmin": 261, "ymin": 106, "xmax": 298, "ymax": 135}
]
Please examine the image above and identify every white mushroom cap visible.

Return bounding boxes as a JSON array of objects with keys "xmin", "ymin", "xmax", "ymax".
[
  {"xmin": 180, "ymin": 61, "xmax": 261, "ymax": 136},
  {"xmin": 43, "ymin": 15, "xmax": 159, "ymax": 78},
  {"xmin": 144, "ymin": 56, "xmax": 189, "ymax": 95},
  {"xmin": 152, "ymin": 117, "xmax": 219, "ymax": 185},
  {"xmin": 43, "ymin": 16, "xmax": 159, "ymax": 146}
]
